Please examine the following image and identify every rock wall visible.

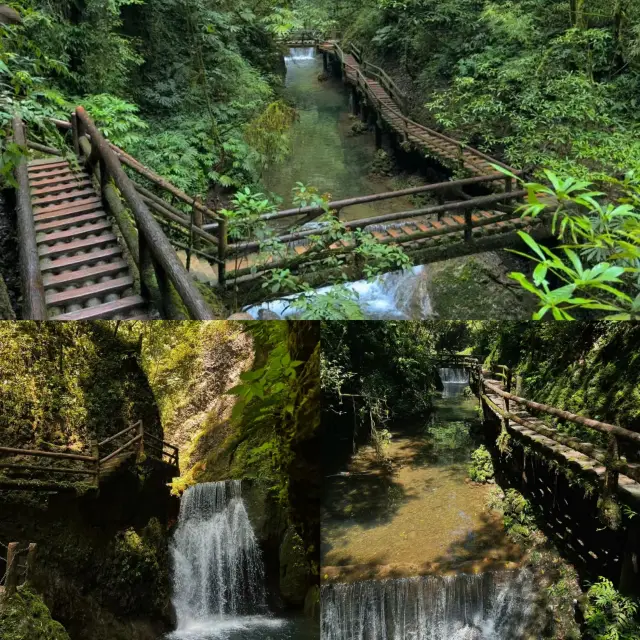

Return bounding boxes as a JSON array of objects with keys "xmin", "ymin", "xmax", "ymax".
[{"xmin": 0, "ymin": 458, "xmax": 178, "ymax": 640}]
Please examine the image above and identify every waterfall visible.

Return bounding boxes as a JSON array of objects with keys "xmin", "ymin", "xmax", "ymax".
[
  {"xmin": 321, "ymin": 571, "xmax": 535, "ymax": 640},
  {"xmin": 169, "ymin": 481, "xmax": 272, "ymax": 635},
  {"xmin": 245, "ymin": 265, "xmax": 433, "ymax": 319},
  {"xmin": 438, "ymin": 367, "xmax": 469, "ymax": 398},
  {"xmin": 286, "ymin": 47, "xmax": 316, "ymax": 62}
]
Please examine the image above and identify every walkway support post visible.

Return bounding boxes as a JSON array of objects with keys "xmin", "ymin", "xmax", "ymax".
[
  {"xmin": 25, "ymin": 544, "xmax": 36, "ymax": 584},
  {"xmin": 74, "ymin": 107, "xmax": 215, "ymax": 319},
  {"xmin": 137, "ymin": 420, "xmax": 145, "ymax": 459},
  {"xmin": 12, "ymin": 117, "xmax": 47, "ymax": 320},
  {"xmin": 5, "ymin": 542, "xmax": 19, "ymax": 597}
]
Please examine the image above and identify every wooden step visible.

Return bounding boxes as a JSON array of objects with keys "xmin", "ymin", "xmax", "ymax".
[
  {"xmin": 53, "ymin": 295, "xmax": 146, "ymax": 320},
  {"xmin": 35, "ymin": 211, "xmax": 107, "ymax": 232},
  {"xmin": 30, "ymin": 172, "xmax": 83, "ymax": 187},
  {"xmin": 38, "ymin": 233, "xmax": 117, "ymax": 258},
  {"xmin": 43, "ymin": 260, "xmax": 129, "ymax": 289},
  {"xmin": 33, "ymin": 198, "xmax": 103, "ymax": 222},
  {"xmin": 28, "ymin": 167, "xmax": 79, "ymax": 181},
  {"xmin": 40, "ymin": 246, "xmax": 123, "ymax": 273},
  {"xmin": 31, "ymin": 179, "xmax": 92, "ymax": 197},
  {"xmin": 32, "ymin": 188, "xmax": 96, "ymax": 207},
  {"xmin": 28, "ymin": 159, "xmax": 68, "ymax": 171},
  {"xmin": 46, "ymin": 276, "xmax": 134, "ymax": 307},
  {"xmin": 38, "ymin": 220, "xmax": 112, "ymax": 244}
]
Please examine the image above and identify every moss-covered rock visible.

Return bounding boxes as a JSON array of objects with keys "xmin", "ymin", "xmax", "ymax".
[
  {"xmin": 0, "ymin": 587, "xmax": 70, "ymax": 640},
  {"xmin": 279, "ymin": 526, "xmax": 312, "ymax": 607},
  {"xmin": 303, "ymin": 584, "xmax": 320, "ymax": 620}
]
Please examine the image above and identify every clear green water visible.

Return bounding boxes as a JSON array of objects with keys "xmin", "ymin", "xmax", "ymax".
[{"xmin": 262, "ymin": 48, "xmax": 414, "ymax": 220}]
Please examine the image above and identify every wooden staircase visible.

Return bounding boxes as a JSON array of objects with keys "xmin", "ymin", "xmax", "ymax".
[{"xmin": 28, "ymin": 158, "xmax": 150, "ymax": 320}]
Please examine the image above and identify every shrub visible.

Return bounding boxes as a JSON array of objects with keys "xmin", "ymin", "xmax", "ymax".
[
  {"xmin": 468, "ymin": 445, "xmax": 494, "ymax": 483},
  {"xmin": 584, "ymin": 577, "xmax": 640, "ymax": 640}
]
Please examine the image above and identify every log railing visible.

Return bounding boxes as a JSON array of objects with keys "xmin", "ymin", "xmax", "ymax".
[
  {"xmin": 333, "ymin": 44, "xmax": 517, "ymax": 177},
  {"xmin": 71, "ymin": 107, "xmax": 218, "ymax": 314},
  {"xmin": 46, "ymin": 115, "xmax": 228, "ymax": 288},
  {"xmin": 0, "ymin": 422, "xmax": 179, "ymax": 486},
  {"xmin": 11, "ymin": 116, "xmax": 47, "ymax": 319},
  {"xmin": 0, "ymin": 541, "xmax": 37, "ymax": 598},
  {"xmin": 478, "ymin": 364, "xmax": 640, "ymax": 493}
]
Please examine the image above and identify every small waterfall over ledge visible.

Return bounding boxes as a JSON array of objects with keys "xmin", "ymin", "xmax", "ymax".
[
  {"xmin": 321, "ymin": 571, "xmax": 535, "ymax": 640},
  {"xmin": 286, "ymin": 47, "xmax": 316, "ymax": 62},
  {"xmin": 438, "ymin": 367, "xmax": 469, "ymax": 399},
  {"xmin": 168, "ymin": 481, "xmax": 287, "ymax": 639}
]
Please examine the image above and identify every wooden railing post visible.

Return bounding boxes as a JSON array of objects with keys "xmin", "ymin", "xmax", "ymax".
[
  {"xmin": 604, "ymin": 434, "xmax": 620, "ymax": 496},
  {"xmin": 218, "ymin": 215, "xmax": 228, "ymax": 288},
  {"xmin": 91, "ymin": 437, "xmax": 100, "ymax": 485},
  {"xmin": 193, "ymin": 196, "xmax": 203, "ymax": 250},
  {"xmin": 137, "ymin": 421, "xmax": 145, "ymax": 458},
  {"xmin": 464, "ymin": 209, "xmax": 473, "ymax": 242},
  {"xmin": 5, "ymin": 543, "xmax": 19, "ymax": 597},
  {"xmin": 71, "ymin": 111, "xmax": 80, "ymax": 158},
  {"xmin": 25, "ymin": 543, "xmax": 37, "ymax": 584}
]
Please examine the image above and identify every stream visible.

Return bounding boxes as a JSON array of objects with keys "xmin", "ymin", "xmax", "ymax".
[
  {"xmin": 166, "ymin": 481, "xmax": 316, "ymax": 640},
  {"xmin": 321, "ymin": 369, "xmax": 536, "ymax": 639}
]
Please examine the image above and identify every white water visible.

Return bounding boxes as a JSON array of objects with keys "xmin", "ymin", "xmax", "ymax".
[
  {"xmin": 168, "ymin": 481, "xmax": 286, "ymax": 639},
  {"xmin": 246, "ymin": 265, "xmax": 432, "ymax": 319},
  {"xmin": 321, "ymin": 570, "xmax": 536, "ymax": 640},
  {"xmin": 286, "ymin": 47, "xmax": 316, "ymax": 62},
  {"xmin": 438, "ymin": 367, "xmax": 469, "ymax": 399}
]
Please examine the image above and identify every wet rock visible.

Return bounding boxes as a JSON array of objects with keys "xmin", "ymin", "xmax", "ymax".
[
  {"xmin": 257, "ymin": 309, "xmax": 281, "ymax": 320},
  {"xmin": 303, "ymin": 584, "xmax": 320, "ymax": 620},
  {"xmin": 279, "ymin": 525, "xmax": 311, "ymax": 606},
  {"xmin": 227, "ymin": 312, "xmax": 253, "ymax": 320}
]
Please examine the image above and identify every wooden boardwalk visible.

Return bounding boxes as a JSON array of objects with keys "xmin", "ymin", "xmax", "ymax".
[
  {"xmin": 28, "ymin": 158, "xmax": 149, "ymax": 320},
  {"xmin": 325, "ymin": 43, "xmax": 513, "ymax": 177}
]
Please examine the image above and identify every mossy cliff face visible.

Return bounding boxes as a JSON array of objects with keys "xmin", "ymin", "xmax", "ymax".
[
  {"xmin": 0, "ymin": 587, "xmax": 70, "ymax": 640},
  {"xmin": 0, "ymin": 323, "xmax": 161, "ymax": 454},
  {"xmin": 0, "ymin": 459, "xmax": 177, "ymax": 640},
  {"xmin": 139, "ymin": 321, "xmax": 255, "ymax": 486}
]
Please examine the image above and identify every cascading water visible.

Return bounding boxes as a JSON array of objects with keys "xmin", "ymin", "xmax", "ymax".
[
  {"xmin": 321, "ymin": 570, "xmax": 536, "ymax": 640},
  {"xmin": 285, "ymin": 47, "xmax": 316, "ymax": 62},
  {"xmin": 438, "ymin": 367, "xmax": 469, "ymax": 399},
  {"xmin": 167, "ymin": 481, "xmax": 287, "ymax": 639},
  {"xmin": 246, "ymin": 265, "xmax": 433, "ymax": 319}
]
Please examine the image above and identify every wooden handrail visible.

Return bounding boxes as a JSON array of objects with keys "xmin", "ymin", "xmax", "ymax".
[
  {"xmin": 240, "ymin": 172, "xmax": 521, "ymax": 225},
  {"xmin": 12, "ymin": 117, "xmax": 47, "ymax": 319},
  {"xmin": 226, "ymin": 189, "xmax": 527, "ymax": 255},
  {"xmin": 143, "ymin": 431, "xmax": 179, "ymax": 454},
  {"xmin": 99, "ymin": 434, "xmax": 142, "ymax": 464},
  {"xmin": 98, "ymin": 425, "xmax": 136, "ymax": 448},
  {"xmin": 0, "ymin": 446, "xmax": 97, "ymax": 462},
  {"xmin": 75, "ymin": 107, "xmax": 215, "ymax": 319},
  {"xmin": 0, "ymin": 463, "xmax": 97, "ymax": 476},
  {"xmin": 483, "ymin": 380, "xmax": 640, "ymax": 444}
]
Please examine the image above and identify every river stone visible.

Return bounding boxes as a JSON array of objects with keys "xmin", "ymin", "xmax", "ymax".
[
  {"xmin": 257, "ymin": 309, "xmax": 281, "ymax": 320},
  {"xmin": 279, "ymin": 525, "xmax": 310, "ymax": 606},
  {"xmin": 227, "ymin": 312, "xmax": 254, "ymax": 320}
]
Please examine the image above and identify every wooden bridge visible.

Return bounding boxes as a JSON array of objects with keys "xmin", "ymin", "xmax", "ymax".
[
  {"xmin": 0, "ymin": 541, "xmax": 36, "ymax": 601},
  {"xmin": 11, "ymin": 56, "xmax": 547, "ymax": 316},
  {"xmin": 0, "ymin": 421, "xmax": 178, "ymax": 492}
]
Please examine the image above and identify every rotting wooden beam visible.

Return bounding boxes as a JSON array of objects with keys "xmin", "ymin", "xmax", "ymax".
[{"xmin": 12, "ymin": 116, "xmax": 47, "ymax": 320}]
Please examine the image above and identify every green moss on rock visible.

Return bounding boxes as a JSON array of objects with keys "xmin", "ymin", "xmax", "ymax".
[
  {"xmin": 0, "ymin": 587, "xmax": 70, "ymax": 640},
  {"xmin": 279, "ymin": 526, "xmax": 311, "ymax": 606}
]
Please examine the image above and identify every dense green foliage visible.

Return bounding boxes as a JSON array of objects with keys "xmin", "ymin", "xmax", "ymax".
[
  {"xmin": 0, "ymin": 322, "xmax": 161, "ymax": 451},
  {"xmin": 0, "ymin": 586, "xmax": 70, "ymax": 640},
  {"xmin": 1, "ymin": 0, "xmax": 296, "ymax": 194},
  {"xmin": 585, "ymin": 577, "xmax": 640, "ymax": 640},
  {"xmin": 312, "ymin": 0, "xmax": 640, "ymax": 181},
  {"xmin": 468, "ymin": 444, "xmax": 494, "ymax": 483}
]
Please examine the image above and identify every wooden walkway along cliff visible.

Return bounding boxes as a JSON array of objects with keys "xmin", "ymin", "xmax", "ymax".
[
  {"xmin": 0, "ymin": 420, "xmax": 179, "ymax": 492},
  {"xmin": 320, "ymin": 41, "xmax": 516, "ymax": 178}
]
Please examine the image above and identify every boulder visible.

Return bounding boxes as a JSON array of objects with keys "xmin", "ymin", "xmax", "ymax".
[
  {"xmin": 227, "ymin": 312, "xmax": 254, "ymax": 320},
  {"xmin": 0, "ymin": 5, "xmax": 22, "ymax": 24}
]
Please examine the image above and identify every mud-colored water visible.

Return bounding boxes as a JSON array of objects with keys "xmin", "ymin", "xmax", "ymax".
[{"xmin": 322, "ymin": 385, "xmax": 523, "ymax": 577}]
